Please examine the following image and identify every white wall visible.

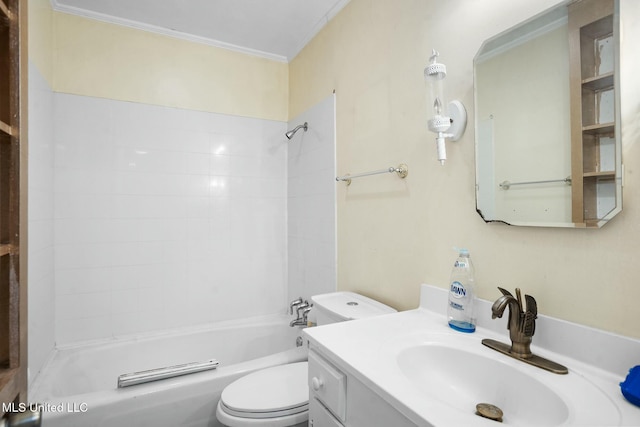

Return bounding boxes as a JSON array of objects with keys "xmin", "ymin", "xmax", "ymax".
[
  {"xmin": 28, "ymin": 61, "xmax": 55, "ymax": 377},
  {"xmin": 52, "ymin": 94, "xmax": 288, "ymax": 344},
  {"xmin": 287, "ymin": 94, "xmax": 337, "ymax": 302}
]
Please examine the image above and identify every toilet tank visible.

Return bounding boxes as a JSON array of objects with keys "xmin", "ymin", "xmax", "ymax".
[{"xmin": 311, "ymin": 292, "xmax": 397, "ymax": 326}]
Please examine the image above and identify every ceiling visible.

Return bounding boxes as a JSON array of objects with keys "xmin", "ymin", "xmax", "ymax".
[{"xmin": 51, "ymin": 0, "xmax": 351, "ymax": 62}]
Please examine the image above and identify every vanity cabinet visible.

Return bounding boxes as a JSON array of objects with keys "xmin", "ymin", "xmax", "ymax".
[
  {"xmin": 308, "ymin": 347, "xmax": 417, "ymax": 427},
  {"xmin": 569, "ymin": 0, "xmax": 617, "ymax": 226}
]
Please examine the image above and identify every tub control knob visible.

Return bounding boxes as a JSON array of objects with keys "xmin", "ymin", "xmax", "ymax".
[{"xmin": 311, "ymin": 376, "xmax": 324, "ymax": 391}]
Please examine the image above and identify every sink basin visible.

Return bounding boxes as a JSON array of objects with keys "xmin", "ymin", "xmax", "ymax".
[
  {"xmin": 398, "ymin": 344, "xmax": 568, "ymax": 425},
  {"xmin": 396, "ymin": 341, "xmax": 620, "ymax": 426}
]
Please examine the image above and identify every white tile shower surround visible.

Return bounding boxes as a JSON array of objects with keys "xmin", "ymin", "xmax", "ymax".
[
  {"xmin": 28, "ymin": 62, "xmax": 56, "ymax": 377},
  {"xmin": 287, "ymin": 94, "xmax": 337, "ymax": 301},
  {"xmin": 52, "ymin": 93, "xmax": 290, "ymax": 344}
]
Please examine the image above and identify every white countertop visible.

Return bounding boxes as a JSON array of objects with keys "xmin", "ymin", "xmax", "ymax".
[{"xmin": 304, "ymin": 284, "xmax": 640, "ymax": 427}]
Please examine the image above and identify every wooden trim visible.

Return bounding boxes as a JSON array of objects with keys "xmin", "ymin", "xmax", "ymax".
[
  {"xmin": 568, "ymin": 0, "xmax": 615, "ymax": 225},
  {"xmin": 568, "ymin": 0, "xmax": 614, "ymax": 28},
  {"xmin": 582, "ymin": 72, "xmax": 614, "ymax": 89},
  {"xmin": 0, "ymin": 368, "xmax": 20, "ymax": 403},
  {"xmin": 0, "ymin": 119, "xmax": 11, "ymax": 136},
  {"xmin": 583, "ymin": 171, "xmax": 616, "ymax": 178},
  {"xmin": 582, "ymin": 122, "xmax": 615, "ymax": 134},
  {"xmin": 569, "ymin": 8, "xmax": 584, "ymax": 224},
  {"xmin": 0, "ymin": 0, "xmax": 9, "ymax": 19},
  {"xmin": 11, "ymin": 0, "xmax": 29, "ymax": 402},
  {"xmin": 6, "ymin": 0, "xmax": 20, "ymax": 376},
  {"xmin": 18, "ymin": 0, "xmax": 28, "ymax": 404},
  {"xmin": 0, "ymin": 0, "xmax": 27, "ymax": 412},
  {"xmin": 0, "ymin": 244, "xmax": 11, "ymax": 257}
]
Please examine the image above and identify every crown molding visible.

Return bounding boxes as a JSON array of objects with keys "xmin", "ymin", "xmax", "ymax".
[{"xmin": 49, "ymin": 0, "xmax": 289, "ymax": 63}]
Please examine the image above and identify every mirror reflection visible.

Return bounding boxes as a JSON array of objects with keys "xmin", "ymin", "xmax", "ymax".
[{"xmin": 474, "ymin": 0, "xmax": 621, "ymax": 228}]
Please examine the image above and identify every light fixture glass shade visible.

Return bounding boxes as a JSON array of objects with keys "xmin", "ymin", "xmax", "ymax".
[
  {"xmin": 424, "ymin": 49, "xmax": 467, "ymax": 165},
  {"xmin": 424, "ymin": 49, "xmax": 451, "ymax": 134}
]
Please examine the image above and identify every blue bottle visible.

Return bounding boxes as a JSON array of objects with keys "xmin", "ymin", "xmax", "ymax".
[{"xmin": 447, "ymin": 249, "xmax": 476, "ymax": 332}]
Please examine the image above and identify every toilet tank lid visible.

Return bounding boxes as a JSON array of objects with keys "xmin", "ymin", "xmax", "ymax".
[{"xmin": 311, "ymin": 292, "xmax": 397, "ymax": 320}]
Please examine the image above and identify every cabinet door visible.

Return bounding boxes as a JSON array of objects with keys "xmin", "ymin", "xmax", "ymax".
[
  {"xmin": 308, "ymin": 350, "xmax": 346, "ymax": 421},
  {"xmin": 346, "ymin": 375, "xmax": 418, "ymax": 427},
  {"xmin": 309, "ymin": 397, "xmax": 344, "ymax": 427}
]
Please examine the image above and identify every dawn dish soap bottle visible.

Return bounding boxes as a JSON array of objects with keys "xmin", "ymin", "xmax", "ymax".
[{"xmin": 447, "ymin": 248, "xmax": 476, "ymax": 333}]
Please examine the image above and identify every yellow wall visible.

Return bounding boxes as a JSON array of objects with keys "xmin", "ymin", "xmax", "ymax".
[
  {"xmin": 290, "ymin": 0, "xmax": 640, "ymax": 339},
  {"xmin": 28, "ymin": 1, "xmax": 288, "ymax": 121},
  {"xmin": 29, "ymin": 0, "xmax": 53, "ymax": 84}
]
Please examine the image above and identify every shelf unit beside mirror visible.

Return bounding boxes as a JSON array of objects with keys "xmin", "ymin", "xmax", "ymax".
[{"xmin": 569, "ymin": 0, "xmax": 618, "ymax": 227}]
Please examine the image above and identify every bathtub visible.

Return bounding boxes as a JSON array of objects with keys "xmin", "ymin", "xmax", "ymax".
[{"xmin": 29, "ymin": 314, "xmax": 307, "ymax": 427}]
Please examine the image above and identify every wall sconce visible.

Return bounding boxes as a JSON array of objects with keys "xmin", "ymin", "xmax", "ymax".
[{"xmin": 424, "ymin": 49, "xmax": 467, "ymax": 165}]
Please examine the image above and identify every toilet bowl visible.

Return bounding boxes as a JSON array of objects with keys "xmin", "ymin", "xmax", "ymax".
[
  {"xmin": 216, "ymin": 362, "xmax": 308, "ymax": 427},
  {"xmin": 216, "ymin": 292, "xmax": 396, "ymax": 427}
]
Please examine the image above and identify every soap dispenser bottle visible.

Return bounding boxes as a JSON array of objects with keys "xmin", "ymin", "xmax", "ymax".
[{"xmin": 447, "ymin": 248, "xmax": 476, "ymax": 332}]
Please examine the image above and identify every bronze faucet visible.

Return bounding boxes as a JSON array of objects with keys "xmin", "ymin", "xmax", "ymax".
[
  {"xmin": 490, "ymin": 287, "xmax": 536, "ymax": 357},
  {"xmin": 482, "ymin": 287, "xmax": 568, "ymax": 374}
]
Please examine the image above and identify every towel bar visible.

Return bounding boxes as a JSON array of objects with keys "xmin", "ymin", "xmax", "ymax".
[{"xmin": 336, "ymin": 164, "xmax": 408, "ymax": 186}]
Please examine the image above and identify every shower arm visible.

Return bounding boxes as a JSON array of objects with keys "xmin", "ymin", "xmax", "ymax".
[{"xmin": 285, "ymin": 122, "xmax": 308, "ymax": 139}]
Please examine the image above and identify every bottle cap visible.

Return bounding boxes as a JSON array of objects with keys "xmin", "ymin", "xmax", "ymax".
[{"xmin": 454, "ymin": 247, "xmax": 469, "ymax": 256}]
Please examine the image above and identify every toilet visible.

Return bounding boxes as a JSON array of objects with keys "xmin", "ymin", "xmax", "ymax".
[{"xmin": 216, "ymin": 292, "xmax": 396, "ymax": 427}]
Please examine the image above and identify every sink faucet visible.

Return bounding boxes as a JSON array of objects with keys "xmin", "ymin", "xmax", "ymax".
[
  {"xmin": 483, "ymin": 287, "xmax": 568, "ymax": 374},
  {"xmin": 490, "ymin": 287, "xmax": 536, "ymax": 358}
]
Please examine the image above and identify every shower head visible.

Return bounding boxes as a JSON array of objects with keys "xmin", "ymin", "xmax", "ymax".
[{"xmin": 285, "ymin": 122, "xmax": 308, "ymax": 140}]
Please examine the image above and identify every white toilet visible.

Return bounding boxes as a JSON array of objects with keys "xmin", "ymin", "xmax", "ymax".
[{"xmin": 215, "ymin": 292, "xmax": 396, "ymax": 427}]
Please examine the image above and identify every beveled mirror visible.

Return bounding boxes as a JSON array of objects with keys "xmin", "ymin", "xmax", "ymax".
[{"xmin": 474, "ymin": 0, "xmax": 621, "ymax": 228}]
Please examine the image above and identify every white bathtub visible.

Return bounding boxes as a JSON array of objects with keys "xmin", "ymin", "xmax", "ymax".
[{"xmin": 29, "ymin": 314, "xmax": 307, "ymax": 427}]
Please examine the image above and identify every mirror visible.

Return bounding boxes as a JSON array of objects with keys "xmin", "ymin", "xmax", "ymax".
[{"xmin": 474, "ymin": 0, "xmax": 621, "ymax": 228}]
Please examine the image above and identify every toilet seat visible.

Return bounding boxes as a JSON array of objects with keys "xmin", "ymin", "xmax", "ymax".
[
  {"xmin": 216, "ymin": 362, "xmax": 309, "ymax": 426},
  {"xmin": 219, "ymin": 400, "xmax": 307, "ymax": 419}
]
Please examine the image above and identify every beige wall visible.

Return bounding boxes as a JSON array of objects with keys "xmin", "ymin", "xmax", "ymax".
[
  {"xmin": 29, "ymin": 1, "xmax": 288, "ymax": 121},
  {"xmin": 29, "ymin": 0, "xmax": 54, "ymax": 83},
  {"xmin": 290, "ymin": 0, "xmax": 640, "ymax": 339}
]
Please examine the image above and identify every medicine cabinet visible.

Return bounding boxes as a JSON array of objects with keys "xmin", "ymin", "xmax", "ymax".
[{"xmin": 474, "ymin": 0, "xmax": 621, "ymax": 228}]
